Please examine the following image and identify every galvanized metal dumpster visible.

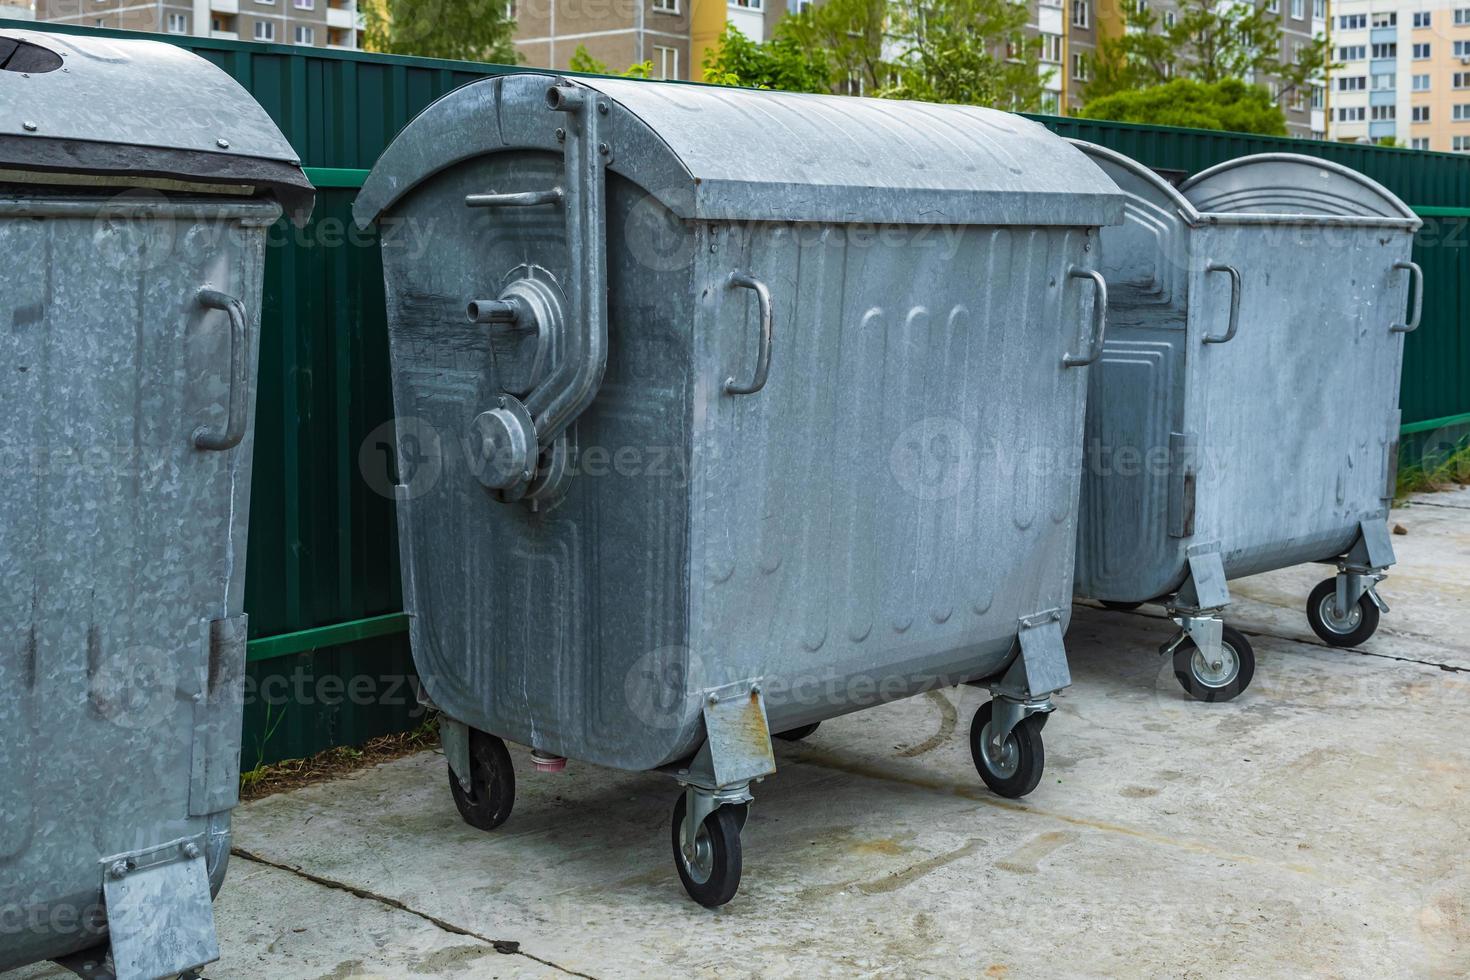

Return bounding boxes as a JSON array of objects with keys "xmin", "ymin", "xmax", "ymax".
[
  {"xmin": 0, "ymin": 28, "xmax": 312, "ymax": 978},
  {"xmin": 1073, "ymin": 144, "xmax": 1420, "ymax": 701},
  {"xmin": 355, "ymin": 73, "xmax": 1123, "ymax": 906}
]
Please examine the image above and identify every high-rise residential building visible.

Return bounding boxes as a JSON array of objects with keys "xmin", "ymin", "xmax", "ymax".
[
  {"xmin": 1327, "ymin": 0, "xmax": 1470, "ymax": 150},
  {"xmin": 512, "ymin": 0, "xmax": 784, "ymax": 81},
  {"xmin": 32, "ymin": 0, "xmax": 365, "ymax": 49}
]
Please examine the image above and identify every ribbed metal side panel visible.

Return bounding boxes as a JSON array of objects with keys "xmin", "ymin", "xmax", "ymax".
[
  {"xmin": 691, "ymin": 225, "xmax": 1091, "ymax": 730},
  {"xmin": 0, "ymin": 203, "xmax": 265, "ymax": 969}
]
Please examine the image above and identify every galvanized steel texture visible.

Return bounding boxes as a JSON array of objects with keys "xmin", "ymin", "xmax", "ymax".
[
  {"xmin": 6, "ymin": 18, "xmax": 1466, "ymax": 762},
  {"xmin": 368, "ymin": 73, "xmax": 1119, "ymax": 769},
  {"xmin": 1073, "ymin": 143, "xmax": 1416, "ymax": 602}
]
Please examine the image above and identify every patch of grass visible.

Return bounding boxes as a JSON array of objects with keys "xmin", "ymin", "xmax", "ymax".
[
  {"xmin": 1396, "ymin": 437, "xmax": 1470, "ymax": 502},
  {"xmin": 238, "ymin": 714, "xmax": 440, "ymax": 802}
]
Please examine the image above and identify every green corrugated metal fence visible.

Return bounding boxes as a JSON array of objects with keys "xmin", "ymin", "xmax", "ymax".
[{"xmin": 7, "ymin": 19, "xmax": 1468, "ymax": 762}]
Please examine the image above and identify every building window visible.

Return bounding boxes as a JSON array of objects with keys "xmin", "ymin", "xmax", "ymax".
[
  {"xmin": 654, "ymin": 44, "xmax": 678, "ymax": 79},
  {"xmin": 1413, "ymin": 105, "xmax": 1431, "ymax": 121},
  {"xmin": 1371, "ymin": 43, "xmax": 1396, "ymax": 59},
  {"xmin": 653, "ymin": 0, "xmax": 678, "ymax": 10},
  {"xmin": 1372, "ymin": 73, "xmax": 1395, "ymax": 90},
  {"xmin": 1337, "ymin": 45, "xmax": 1364, "ymax": 60},
  {"xmin": 1457, "ymin": 9, "xmax": 1470, "ymax": 26},
  {"xmin": 1290, "ymin": 0, "xmax": 1303, "ymax": 19},
  {"xmin": 1266, "ymin": 0, "xmax": 1278, "ymax": 12},
  {"xmin": 294, "ymin": 0, "xmax": 313, "ymax": 7},
  {"xmin": 1371, "ymin": 104, "xmax": 1396, "ymax": 121},
  {"xmin": 1455, "ymin": 103, "xmax": 1470, "ymax": 120},
  {"xmin": 1162, "ymin": 9, "xmax": 1175, "ymax": 28},
  {"xmin": 294, "ymin": 24, "xmax": 313, "ymax": 43},
  {"xmin": 1040, "ymin": 33, "xmax": 1062, "ymax": 63},
  {"xmin": 1411, "ymin": 137, "xmax": 1430, "ymax": 149},
  {"xmin": 729, "ymin": 0, "xmax": 761, "ymax": 7},
  {"xmin": 1414, "ymin": 43, "xmax": 1431, "ymax": 59},
  {"xmin": 1338, "ymin": 13, "xmax": 1365, "ymax": 29},
  {"xmin": 1337, "ymin": 75, "xmax": 1366, "ymax": 91},
  {"xmin": 1072, "ymin": 51, "xmax": 1088, "ymax": 80},
  {"xmin": 1413, "ymin": 11, "xmax": 1431, "ymax": 27},
  {"xmin": 1039, "ymin": 91, "xmax": 1060, "ymax": 114},
  {"xmin": 1458, "ymin": 72, "xmax": 1470, "ymax": 89},
  {"xmin": 254, "ymin": 20, "xmax": 275, "ymax": 40},
  {"xmin": 1456, "ymin": 136, "xmax": 1470, "ymax": 151},
  {"xmin": 1458, "ymin": 41, "xmax": 1470, "ymax": 57},
  {"xmin": 1413, "ymin": 74, "xmax": 1431, "ymax": 91},
  {"xmin": 1371, "ymin": 11, "xmax": 1395, "ymax": 27},
  {"xmin": 1311, "ymin": 85, "xmax": 1324, "ymax": 108},
  {"xmin": 1312, "ymin": 0, "xmax": 1325, "ymax": 19},
  {"xmin": 166, "ymin": 12, "xmax": 188, "ymax": 32},
  {"xmin": 1071, "ymin": 0, "xmax": 1088, "ymax": 27},
  {"xmin": 1337, "ymin": 106, "xmax": 1366, "ymax": 121}
]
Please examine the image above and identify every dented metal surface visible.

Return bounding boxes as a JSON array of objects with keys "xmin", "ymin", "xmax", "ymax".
[
  {"xmin": 0, "ymin": 31, "xmax": 311, "ymax": 977},
  {"xmin": 366, "ymin": 74, "xmax": 1123, "ymax": 779},
  {"xmin": 1073, "ymin": 143, "xmax": 1418, "ymax": 605}
]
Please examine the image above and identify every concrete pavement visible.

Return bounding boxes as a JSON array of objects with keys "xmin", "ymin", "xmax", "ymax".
[{"xmin": 10, "ymin": 490, "xmax": 1469, "ymax": 978}]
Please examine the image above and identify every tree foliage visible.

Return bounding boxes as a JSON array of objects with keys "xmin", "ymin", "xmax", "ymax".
[
  {"xmin": 777, "ymin": 0, "xmax": 890, "ymax": 94},
  {"xmin": 701, "ymin": 23, "xmax": 833, "ymax": 92},
  {"xmin": 883, "ymin": 0, "xmax": 1046, "ymax": 108},
  {"xmin": 362, "ymin": 0, "xmax": 519, "ymax": 64},
  {"xmin": 703, "ymin": 0, "xmax": 1047, "ymax": 110},
  {"xmin": 1080, "ymin": 77, "xmax": 1287, "ymax": 134},
  {"xmin": 1086, "ymin": 0, "xmax": 1332, "ymax": 105}
]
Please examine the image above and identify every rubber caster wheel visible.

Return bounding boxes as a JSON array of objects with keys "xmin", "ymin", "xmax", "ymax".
[
  {"xmin": 1101, "ymin": 600, "xmax": 1144, "ymax": 611},
  {"xmin": 448, "ymin": 729, "xmax": 516, "ymax": 831},
  {"xmin": 1306, "ymin": 578, "xmax": 1381, "ymax": 648},
  {"xmin": 774, "ymin": 722, "xmax": 820, "ymax": 742},
  {"xmin": 969, "ymin": 701, "xmax": 1046, "ymax": 799},
  {"xmin": 1173, "ymin": 625, "xmax": 1254, "ymax": 703},
  {"xmin": 670, "ymin": 795, "xmax": 743, "ymax": 907}
]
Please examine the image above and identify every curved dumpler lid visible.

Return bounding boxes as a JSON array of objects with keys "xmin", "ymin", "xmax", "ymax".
[{"xmin": 356, "ymin": 72, "xmax": 1124, "ymax": 229}]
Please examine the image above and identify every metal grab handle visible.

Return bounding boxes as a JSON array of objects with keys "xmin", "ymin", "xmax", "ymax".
[
  {"xmin": 1063, "ymin": 266, "xmax": 1108, "ymax": 368},
  {"xmin": 725, "ymin": 272, "xmax": 773, "ymax": 395},
  {"xmin": 1391, "ymin": 260, "xmax": 1423, "ymax": 333},
  {"xmin": 193, "ymin": 288, "xmax": 250, "ymax": 452},
  {"xmin": 1202, "ymin": 262, "xmax": 1242, "ymax": 344},
  {"xmin": 464, "ymin": 189, "xmax": 564, "ymax": 209}
]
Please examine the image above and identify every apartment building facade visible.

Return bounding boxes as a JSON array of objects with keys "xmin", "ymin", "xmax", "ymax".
[
  {"xmin": 1327, "ymin": 0, "xmax": 1470, "ymax": 149},
  {"xmin": 32, "ymin": 0, "xmax": 364, "ymax": 49},
  {"xmin": 512, "ymin": 0, "xmax": 784, "ymax": 81}
]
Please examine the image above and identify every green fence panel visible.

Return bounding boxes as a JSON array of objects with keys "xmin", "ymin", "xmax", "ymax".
[{"xmin": 7, "ymin": 18, "xmax": 1468, "ymax": 761}]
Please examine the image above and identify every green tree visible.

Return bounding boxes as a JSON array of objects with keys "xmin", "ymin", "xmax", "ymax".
[
  {"xmin": 1080, "ymin": 77, "xmax": 1287, "ymax": 134},
  {"xmin": 778, "ymin": 0, "xmax": 890, "ymax": 94},
  {"xmin": 567, "ymin": 45, "xmax": 655, "ymax": 78},
  {"xmin": 362, "ymin": 0, "xmax": 519, "ymax": 64},
  {"xmin": 701, "ymin": 23, "xmax": 833, "ymax": 92},
  {"xmin": 884, "ymin": 0, "xmax": 1046, "ymax": 109},
  {"xmin": 1087, "ymin": 0, "xmax": 1333, "ymax": 107}
]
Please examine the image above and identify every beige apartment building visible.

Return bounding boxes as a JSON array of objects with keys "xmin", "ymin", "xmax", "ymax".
[
  {"xmin": 1327, "ymin": 0, "xmax": 1470, "ymax": 151},
  {"xmin": 33, "ymin": 0, "xmax": 364, "ymax": 48}
]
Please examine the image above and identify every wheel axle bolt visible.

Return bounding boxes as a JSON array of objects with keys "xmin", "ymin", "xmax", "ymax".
[{"xmin": 1212, "ymin": 661, "xmax": 1222, "ymax": 670}]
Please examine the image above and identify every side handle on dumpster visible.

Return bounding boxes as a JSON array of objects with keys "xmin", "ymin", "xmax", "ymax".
[
  {"xmin": 1390, "ymin": 260, "xmax": 1423, "ymax": 334},
  {"xmin": 1063, "ymin": 266, "xmax": 1107, "ymax": 368},
  {"xmin": 193, "ymin": 288, "xmax": 250, "ymax": 452},
  {"xmin": 725, "ymin": 272, "xmax": 773, "ymax": 395},
  {"xmin": 1201, "ymin": 262, "xmax": 1242, "ymax": 345}
]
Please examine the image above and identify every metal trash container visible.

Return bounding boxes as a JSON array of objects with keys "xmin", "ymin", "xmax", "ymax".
[
  {"xmin": 0, "ymin": 29, "xmax": 312, "ymax": 978},
  {"xmin": 355, "ymin": 73, "xmax": 1123, "ymax": 905},
  {"xmin": 1073, "ymin": 143, "xmax": 1420, "ymax": 702}
]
